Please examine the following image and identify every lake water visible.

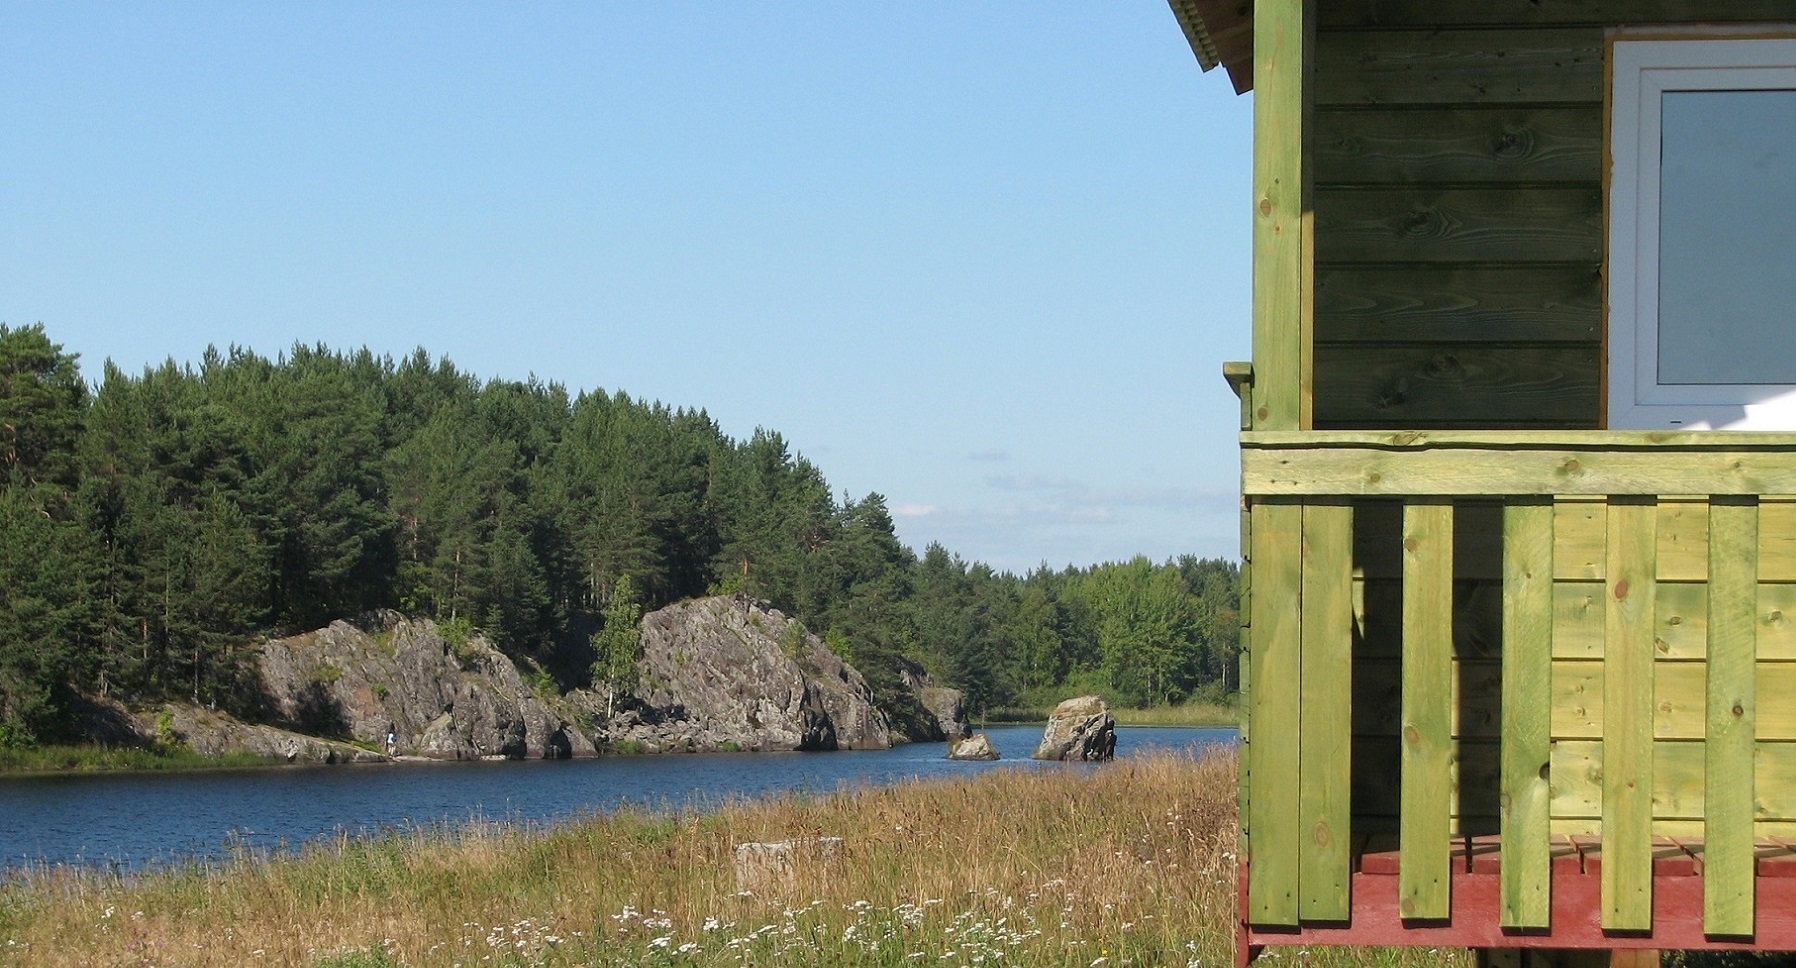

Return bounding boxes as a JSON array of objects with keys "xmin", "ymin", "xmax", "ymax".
[{"xmin": 0, "ymin": 726, "xmax": 1234, "ymax": 873}]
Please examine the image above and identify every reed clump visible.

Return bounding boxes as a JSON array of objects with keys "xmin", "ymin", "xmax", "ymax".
[{"xmin": 0, "ymin": 749, "xmax": 1464, "ymax": 967}]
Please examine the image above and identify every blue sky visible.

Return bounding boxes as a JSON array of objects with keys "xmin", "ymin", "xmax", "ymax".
[{"xmin": 1, "ymin": 3, "xmax": 1252, "ymax": 575}]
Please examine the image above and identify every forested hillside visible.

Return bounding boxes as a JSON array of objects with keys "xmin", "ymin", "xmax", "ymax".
[{"xmin": 0, "ymin": 324, "xmax": 1238, "ymax": 746}]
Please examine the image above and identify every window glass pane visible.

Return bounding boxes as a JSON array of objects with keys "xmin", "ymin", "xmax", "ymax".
[{"xmin": 1658, "ymin": 89, "xmax": 1796, "ymax": 385}]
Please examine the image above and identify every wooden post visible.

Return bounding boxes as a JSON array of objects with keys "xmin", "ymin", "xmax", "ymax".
[
  {"xmin": 1243, "ymin": 0, "xmax": 1312, "ymax": 930},
  {"xmin": 1249, "ymin": 0, "xmax": 1312, "ymax": 434}
]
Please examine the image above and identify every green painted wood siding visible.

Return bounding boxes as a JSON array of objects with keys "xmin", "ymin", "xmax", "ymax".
[{"xmin": 1305, "ymin": 1, "xmax": 1794, "ymax": 429}]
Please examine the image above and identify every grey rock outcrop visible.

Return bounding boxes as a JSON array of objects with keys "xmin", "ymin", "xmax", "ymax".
[
  {"xmin": 1032, "ymin": 695, "xmax": 1117, "ymax": 762},
  {"xmin": 616, "ymin": 596, "xmax": 892, "ymax": 752},
  {"xmin": 145, "ymin": 705, "xmax": 386, "ymax": 764},
  {"xmin": 895, "ymin": 658, "xmax": 970, "ymax": 741},
  {"xmin": 947, "ymin": 733, "xmax": 998, "ymax": 761},
  {"xmin": 257, "ymin": 612, "xmax": 593, "ymax": 760}
]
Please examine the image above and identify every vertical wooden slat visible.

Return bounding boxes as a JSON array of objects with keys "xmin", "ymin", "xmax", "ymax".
[
  {"xmin": 1706, "ymin": 497, "xmax": 1758, "ymax": 937},
  {"xmin": 1249, "ymin": 501, "xmax": 1303, "ymax": 925},
  {"xmin": 1401, "ymin": 500, "xmax": 1454, "ymax": 921},
  {"xmin": 1603, "ymin": 498, "xmax": 1657, "ymax": 932},
  {"xmin": 1501, "ymin": 499, "xmax": 1554, "ymax": 928},
  {"xmin": 1238, "ymin": 505, "xmax": 1253, "ymax": 869},
  {"xmin": 1299, "ymin": 502, "xmax": 1352, "ymax": 920},
  {"xmin": 1250, "ymin": 0, "xmax": 1311, "ymax": 433}
]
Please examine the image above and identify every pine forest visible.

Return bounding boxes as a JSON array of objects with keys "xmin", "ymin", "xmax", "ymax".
[{"xmin": 0, "ymin": 323, "xmax": 1239, "ymax": 747}]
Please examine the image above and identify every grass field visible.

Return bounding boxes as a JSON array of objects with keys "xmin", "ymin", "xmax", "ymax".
[{"xmin": 0, "ymin": 749, "xmax": 1460, "ymax": 968}]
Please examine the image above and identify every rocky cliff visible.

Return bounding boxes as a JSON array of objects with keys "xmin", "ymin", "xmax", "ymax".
[
  {"xmin": 120, "ymin": 596, "xmax": 967, "ymax": 763},
  {"xmin": 257, "ymin": 610, "xmax": 595, "ymax": 760},
  {"xmin": 614, "ymin": 596, "xmax": 892, "ymax": 752}
]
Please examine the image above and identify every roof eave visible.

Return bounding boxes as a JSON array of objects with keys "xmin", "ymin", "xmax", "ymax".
[{"xmin": 1166, "ymin": 0, "xmax": 1255, "ymax": 94}]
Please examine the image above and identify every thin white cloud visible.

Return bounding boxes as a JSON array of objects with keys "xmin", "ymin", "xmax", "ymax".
[
  {"xmin": 967, "ymin": 448, "xmax": 1010, "ymax": 462},
  {"xmin": 984, "ymin": 472, "xmax": 1078, "ymax": 492},
  {"xmin": 892, "ymin": 503, "xmax": 938, "ymax": 518}
]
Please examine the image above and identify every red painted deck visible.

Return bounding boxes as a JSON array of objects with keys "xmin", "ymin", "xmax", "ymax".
[{"xmin": 1238, "ymin": 836, "xmax": 1796, "ymax": 966}]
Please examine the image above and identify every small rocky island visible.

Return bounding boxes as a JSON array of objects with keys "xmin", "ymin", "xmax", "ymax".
[{"xmin": 113, "ymin": 596, "xmax": 967, "ymax": 764}]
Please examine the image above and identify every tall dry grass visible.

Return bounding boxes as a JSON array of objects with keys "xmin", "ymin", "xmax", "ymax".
[{"xmin": 0, "ymin": 749, "xmax": 1465, "ymax": 967}]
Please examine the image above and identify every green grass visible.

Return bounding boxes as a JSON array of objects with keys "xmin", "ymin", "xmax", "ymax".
[
  {"xmin": 0, "ymin": 744, "xmax": 280, "ymax": 775},
  {"xmin": 0, "ymin": 749, "xmax": 1456, "ymax": 968}
]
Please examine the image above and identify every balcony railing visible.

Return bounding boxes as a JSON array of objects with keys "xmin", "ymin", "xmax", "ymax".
[{"xmin": 1238, "ymin": 430, "xmax": 1796, "ymax": 939}]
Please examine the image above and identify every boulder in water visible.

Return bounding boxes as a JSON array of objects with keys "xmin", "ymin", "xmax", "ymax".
[
  {"xmin": 947, "ymin": 733, "xmax": 998, "ymax": 761},
  {"xmin": 1032, "ymin": 695, "xmax": 1116, "ymax": 762}
]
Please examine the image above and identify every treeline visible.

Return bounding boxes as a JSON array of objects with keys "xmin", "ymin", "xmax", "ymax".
[{"xmin": 0, "ymin": 324, "xmax": 1238, "ymax": 745}]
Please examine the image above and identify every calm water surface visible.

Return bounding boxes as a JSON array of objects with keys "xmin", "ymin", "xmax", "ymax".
[{"xmin": 0, "ymin": 726, "xmax": 1233, "ymax": 872}]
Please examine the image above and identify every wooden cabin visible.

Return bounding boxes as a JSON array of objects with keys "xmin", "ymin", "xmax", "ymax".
[{"xmin": 1165, "ymin": 1, "xmax": 1796, "ymax": 964}]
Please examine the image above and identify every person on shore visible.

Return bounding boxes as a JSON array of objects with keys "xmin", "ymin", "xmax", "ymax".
[{"xmin": 386, "ymin": 728, "xmax": 397, "ymax": 757}]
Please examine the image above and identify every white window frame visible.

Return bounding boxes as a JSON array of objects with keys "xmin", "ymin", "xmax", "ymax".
[{"xmin": 1608, "ymin": 37, "xmax": 1796, "ymax": 429}]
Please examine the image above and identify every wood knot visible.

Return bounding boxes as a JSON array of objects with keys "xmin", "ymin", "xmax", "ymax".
[
  {"xmin": 1492, "ymin": 127, "xmax": 1536, "ymax": 159},
  {"xmin": 1259, "ymin": 198, "xmax": 1273, "ymax": 217},
  {"xmin": 1734, "ymin": 703, "xmax": 1746, "ymax": 717},
  {"xmin": 1314, "ymin": 822, "xmax": 1332, "ymax": 848},
  {"xmin": 1613, "ymin": 579, "xmax": 1629, "ymax": 600},
  {"xmin": 1404, "ymin": 537, "xmax": 1419, "ymax": 553},
  {"xmin": 1400, "ymin": 209, "xmax": 1439, "ymax": 236}
]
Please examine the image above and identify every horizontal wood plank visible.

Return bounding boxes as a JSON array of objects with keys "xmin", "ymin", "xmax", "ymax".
[
  {"xmin": 1761, "ymin": 584, "xmax": 1796, "ymax": 658},
  {"xmin": 1316, "ymin": 265, "xmax": 1599, "ymax": 344},
  {"xmin": 1313, "ymin": 344, "xmax": 1597, "ymax": 429},
  {"xmin": 1761, "ymin": 501, "xmax": 1796, "ymax": 581},
  {"xmin": 1515, "ymin": 497, "xmax": 1707, "ymax": 583},
  {"xmin": 1316, "ymin": 187, "xmax": 1602, "ymax": 264},
  {"xmin": 1321, "ymin": 1, "xmax": 1796, "ymax": 28},
  {"xmin": 1550, "ymin": 660, "xmax": 1796, "ymax": 741},
  {"xmin": 1242, "ymin": 435, "xmax": 1796, "ymax": 496},
  {"xmin": 1315, "ymin": 106, "xmax": 1601, "ymax": 185},
  {"xmin": 1315, "ymin": 28, "xmax": 1603, "ymax": 106},
  {"xmin": 1553, "ymin": 501, "xmax": 1605, "ymax": 580},
  {"xmin": 1550, "ymin": 740, "xmax": 1796, "ymax": 823},
  {"xmin": 1657, "ymin": 500, "xmax": 1710, "ymax": 582},
  {"xmin": 1552, "ymin": 581, "xmax": 1604, "ymax": 657}
]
